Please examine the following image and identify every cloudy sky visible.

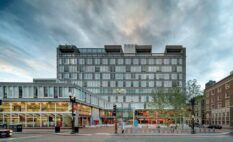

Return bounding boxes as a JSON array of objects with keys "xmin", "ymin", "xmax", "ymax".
[{"xmin": 0, "ymin": 0, "xmax": 233, "ymax": 89}]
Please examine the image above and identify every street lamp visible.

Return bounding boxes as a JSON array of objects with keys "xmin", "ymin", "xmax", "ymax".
[{"xmin": 69, "ymin": 93, "xmax": 76, "ymax": 134}]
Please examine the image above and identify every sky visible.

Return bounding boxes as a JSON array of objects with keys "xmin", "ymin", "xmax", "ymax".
[{"xmin": 0, "ymin": 0, "xmax": 233, "ymax": 90}]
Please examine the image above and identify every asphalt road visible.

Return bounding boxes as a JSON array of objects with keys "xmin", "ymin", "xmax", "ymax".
[{"xmin": 1, "ymin": 133, "xmax": 233, "ymax": 142}]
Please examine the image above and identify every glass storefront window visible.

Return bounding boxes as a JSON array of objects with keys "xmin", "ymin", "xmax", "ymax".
[{"xmin": 27, "ymin": 102, "xmax": 40, "ymax": 112}]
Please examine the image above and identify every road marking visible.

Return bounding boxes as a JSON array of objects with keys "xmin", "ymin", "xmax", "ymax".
[{"xmin": 2, "ymin": 135, "xmax": 43, "ymax": 141}]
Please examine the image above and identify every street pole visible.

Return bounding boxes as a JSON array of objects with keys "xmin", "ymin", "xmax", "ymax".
[
  {"xmin": 69, "ymin": 95, "xmax": 76, "ymax": 134},
  {"xmin": 191, "ymin": 98, "xmax": 195, "ymax": 134}
]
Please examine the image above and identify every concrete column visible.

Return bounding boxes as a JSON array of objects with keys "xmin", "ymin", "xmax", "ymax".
[
  {"xmin": 18, "ymin": 113, "xmax": 20, "ymax": 123},
  {"xmin": 40, "ymin": 114, "xmax": 42, "ymax": 127},
  {"xmin": 33, "ymin": 114, "xmax": 35, "ymax": 128},
  {"xmin": 25, "ymin": 113, "xmax": 27, "ymax": 128},
  {"xmin": 3, "ymin": 113, "xmax": 5, "ymax": 123},
  {"xmin": 55, "ymin": 103, "xmax": 57, "ymax": 125},
  {"xmin": 25, "ymin": 103, "xmax": 27, "ymax": 127},
  {"xmin": 10, "ymin": 103, "xmax": 12, "ymax": 124},
  {"xmin": 40, "ymin": 103, "xmax": 42, "ymax": 127}
]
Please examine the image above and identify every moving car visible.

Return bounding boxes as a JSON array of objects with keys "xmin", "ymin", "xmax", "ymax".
[{"xmin": 0, "ymin": 129, "xmax": 13, "ymax": 138}]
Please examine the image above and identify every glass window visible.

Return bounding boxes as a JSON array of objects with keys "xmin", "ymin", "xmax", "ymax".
[
  {"xmin": 87, "ymin": 58, "xmax": 92, "ymax": 64},
  {"xmin": 179, "ymin": 58, "xmax": 183, "ymax": 64},
  {"xmin": 84, "ymin": 73, "xmax": 93, "ymax": 79},
  {"xmin": 171, "ymin": 73, "xmax": 177, "ymax": 80},
  {"xmin": 164, "ymin": 81, "xmax": 172, "ymax": 87},
  {"xmin": 156, "ymin": 81, "xmax": 162, "ymax": 87},
  {"xmin": 161, "ymin": 66, "xmax": 172, "ymax": 72},
  {"xmin": 102, "ymin": 81, "xmax": 108, "ymax": 87},
  {"xmin": 102, "ymin": 59, "xmax": 108, "ymax": 64},
  {"xmin": 102, "ymin": 73, "xmax": 110, "ymax": 79},
  {"xmin": 59, "ymin": 66, "xmax": 64, "ymax": 72},
  {"xmin": 110, "ymin": 81, "xmax": 116, "ymax": 87},
  {"xmin": 148, "ymin": 59, "xmax": 154, "ymax": 65},
  {"xmin": 125, "ymin": 73, "xmax": 131, "ymax": 79},
  {"xmin": 95, "ymin": 59, "xmax": 100, "ymax": 64},
  {"xmin": 78, "ymin": 59, "xmax": 84, "ymax": 64},
  {"xmin": 164, "ymin": 74, "xmax": 170, "ymax": 80},
  {"xmin": 100, "ymin": 66, "xmax": 109, "ymax": 72},
  {"xmin": 117, "ymin": 59, "xmax": 124, "ymax": 64},
  {"xmin": 115, "ymin": 74, "xmax": 124, "ymax": 80},
  {"xmin": 156, "ymin": 59, "xmax": 162, "ymax": 64},
  {"xmin": 125, "ymin": 59, "xmax": 131, "ymax": 64},
  {"xmin": 71, "ymin": 73, "xmax": 77, "ymax": 79},
  {"xmin": 115, "ymin": 66, "xmax": 126, "ymax": 72},
  {"xmin": 141, "ymin": 81, "xmax": 147, "ymax": 87},
  {"xmin": 118, "ymin": 81, "xmax": 123, "ymax": 87},
  {"xmin": 110, "ymin": 59, "xmax": 115, "ymax": 64},
  {"xmin": 133, "ymin": 59, "xmax": 139, "ymax": 64},
  {"xmin": 148, "ymin": 81, "xmax": 154, "ymax": 87},
  {"xmin": 126, "ymin": 81, "xmax": 131, "ymax": 87},
  {"xmin": 141, "ymin": 59, "xmax": 147, "ymax": 64},
  {"xmin": 131, "ymin": 66, "xmax": 141, "ymax": 72},
  {"xmin": 164, "ymin": 59, "xmax": 170, "ymax": 64},
  {"xmin": 133, "ymin": 81, "xmax": 139, "ymax": 87},
  {"xmin": 95, "ymin": 73, "xmax": 100, "ymax": 79},
  {"xmin": 177, "ymin": 66, "xmax": 182, "ymax": 72},
  {"xmin": 171, "ymin": 59, "xmax": 177, "ymax": 65}
]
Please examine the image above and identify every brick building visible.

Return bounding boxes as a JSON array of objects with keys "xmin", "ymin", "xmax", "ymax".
[{"xmin": 205, "ymin": 72, "xmax": 233, "ymax": 128}]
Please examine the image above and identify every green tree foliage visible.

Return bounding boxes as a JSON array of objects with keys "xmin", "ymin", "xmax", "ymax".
[
  {"xmin": 148, "ymin": 87, "xmax": 186, "ymax": 118},
  {"xmin": 186, "ymin": 79, "xmax": 202, "ymax": 100}
]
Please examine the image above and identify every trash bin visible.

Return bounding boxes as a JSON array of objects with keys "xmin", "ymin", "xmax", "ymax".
[
  {"xmin": 74, "ymin": 127, "xmax": 79, "ymax": 133},
  {"xmin": 55, "ymin": 126, "xmax": 60, "ymax": 133},
  {"xmin": 16, "ymin": 124, "xmax": 23, "ymax": 132}
]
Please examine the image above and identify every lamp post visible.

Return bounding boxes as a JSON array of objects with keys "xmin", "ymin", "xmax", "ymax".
[{"xmin": 69, "ymin": 94, "xmax": 76, "ymax": 134}]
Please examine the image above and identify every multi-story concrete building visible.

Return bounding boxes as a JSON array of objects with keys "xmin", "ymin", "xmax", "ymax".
[
  {"xmin": 0, "ymin": 44, "xmax": 186, "ymax": 127},
  {"xmin": 205, "ymin": 72, "xmax": 233, "ymax": 128},
  {"xmin": 57, "ymin": 44, "xmax": 186, "ymax": 109}
]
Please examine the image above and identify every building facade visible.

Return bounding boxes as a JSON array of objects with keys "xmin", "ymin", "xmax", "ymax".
[
  {"xmin": 0, "ymin": 44, "xmax": 186, "ymax": 127},
  {"xmin": 57, "ymin": 44, "xmax": 186, "ymax": 109},
  {"xmin": 205, "ymin": 72, "xmax": 233, "ymax": 128},
  {"xmin": 0, "ymin": 81, "xmax": 114, "ymax": 127}
]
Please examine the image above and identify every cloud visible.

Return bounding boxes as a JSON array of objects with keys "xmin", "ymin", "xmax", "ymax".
[{"xmin": 0, "ymin": 0, "xmax": 233, "ymax": 89}]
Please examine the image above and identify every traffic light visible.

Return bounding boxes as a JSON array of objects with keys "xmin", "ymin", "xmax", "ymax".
[
  {"xmin": 0, "ymin": 100, "xmax": 2, "ymax": 105},
  {"xmin": 112, "ymin": 105, "xmax": 116, "ymax": 116}
]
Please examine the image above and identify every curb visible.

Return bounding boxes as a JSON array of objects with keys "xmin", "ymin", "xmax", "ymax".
[{"xmin": 54, "ymin": 131, "xmax": 233, "ymax": 136}]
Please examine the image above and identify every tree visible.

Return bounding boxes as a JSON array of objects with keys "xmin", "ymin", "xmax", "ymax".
[
  {"xmin": 148, "ymin": 87, "xmax": 186, "ymax": 124},
  {"xmin": 185, "ymin": 79, "xmax": 202, "ymax": 134}
]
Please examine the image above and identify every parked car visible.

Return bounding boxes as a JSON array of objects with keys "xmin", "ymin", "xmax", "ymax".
[
  {"xmin": 0, "ymin": 129, "xmax": 13, "ymax": 138},
  {"xmin": 207, "ymin": 125, "xmax": 222, "ymax": 129}
]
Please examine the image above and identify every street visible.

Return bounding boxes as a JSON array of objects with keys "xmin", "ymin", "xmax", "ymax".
[
  {"xmin": 1, "ymin": 132, "xmax": 233, "ymax": 142},
  {"xmin": 0, "ymin": 126, "xmax": 233, "ymax": 142}
]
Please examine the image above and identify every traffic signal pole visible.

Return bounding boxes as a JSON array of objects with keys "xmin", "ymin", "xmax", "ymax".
[{"xmin": 113, "ymin": 104, "xmax": 117, "ymax": 134}]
